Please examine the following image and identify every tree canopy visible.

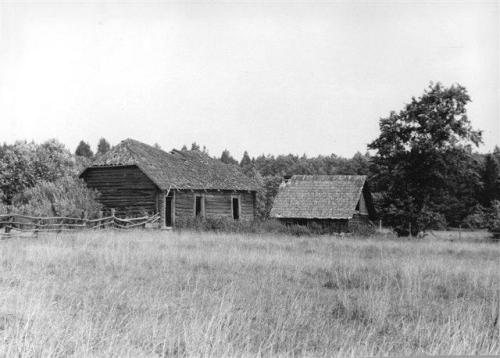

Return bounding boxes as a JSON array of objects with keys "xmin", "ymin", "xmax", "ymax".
[
  {"xmin": 0, "ymin": 140, "xmax": 74, "ymax": 204},
  {"xmin": 368, "ymin": 82, "xmax": 483, "ymax": 235}
]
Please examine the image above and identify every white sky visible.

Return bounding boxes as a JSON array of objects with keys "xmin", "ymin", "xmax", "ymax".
[{"xmin": 0, "ymin": 0, "xmax": 498, "ymax": 159}]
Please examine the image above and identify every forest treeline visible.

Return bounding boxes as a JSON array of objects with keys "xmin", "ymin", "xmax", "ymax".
[{"xmin": 1, "ymin": 83, "xmax": 499, "ymax": 235}]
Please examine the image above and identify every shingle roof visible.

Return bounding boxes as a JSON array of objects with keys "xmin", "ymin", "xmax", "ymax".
[
  {"xmin": 80, "ymin": 139, "xmax": 260, "ymax": 191},
  {"xmin": 270, "ymin": 175, "xmax": 367, "ymax": 219}
]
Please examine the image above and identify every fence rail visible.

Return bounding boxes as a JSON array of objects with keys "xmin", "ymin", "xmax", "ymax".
[{"xmin": 0, "ymin": 212, "xmax": 160, "ymax": 239}]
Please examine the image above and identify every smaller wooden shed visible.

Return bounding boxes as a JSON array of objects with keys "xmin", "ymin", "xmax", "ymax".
[{"xmin": 270, "ymin": 175, "xmax": 376, "ymax": 232}]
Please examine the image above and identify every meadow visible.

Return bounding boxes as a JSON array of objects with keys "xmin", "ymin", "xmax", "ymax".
[{"xmin": 0, "ymin": 230, "xmax": 498, "ymax": 357}]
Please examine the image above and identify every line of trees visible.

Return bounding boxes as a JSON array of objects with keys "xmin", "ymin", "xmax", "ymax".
[
  {"xmin": 211, "ymin": 83, "xmax": 500, "ymax": 234},
  {"xmin": 1, "ymin": 83, "xmax": 499, "ymax": 234},
  {"xmin": 215, "ymin": 144, "xmax": 500, "ymax": 234},
  {"xmin": 75, "ymin": 138, "xmax": 111, "ymax": 159}
]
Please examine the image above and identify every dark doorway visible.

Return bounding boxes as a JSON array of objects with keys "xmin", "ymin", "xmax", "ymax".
[
  {"xmin": 165, "ymin": 194, "xmax": 173, "ymax": 227},
  {"xmin": 232, "ymin": 197, "xmax": 240, "ymax": 220},
  {"xmin": 195, "ymin": 196, "xmax": 202, "ymax": 216}
]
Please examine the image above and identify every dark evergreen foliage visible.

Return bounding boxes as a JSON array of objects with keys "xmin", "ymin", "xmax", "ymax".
[
  {"xmin": 75, "ymin": 140, "xmax": 94, "ymax": 158},
  {"xmin": 239, "ymin": 151, "xmax": 255, "ymax": 176},
  {"xmin": 97, "ymin": 138, "xmax": 111, "ymax": 155},
  {"xmin": 482, "ymin": 153, "xmax": 500, "ymax": 206},
  {"xmin": 220, "ymin": 149, "xmax": 238, "ymax": 165}
]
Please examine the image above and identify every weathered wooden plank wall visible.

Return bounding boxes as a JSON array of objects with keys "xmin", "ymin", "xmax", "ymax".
[
  {"xmin": 82, "ymin": 166, "xmax": 158, "ymax": 215},
  {"xmin": 174, "ymin": 190, "xmax": 255, "ymax": 220}
]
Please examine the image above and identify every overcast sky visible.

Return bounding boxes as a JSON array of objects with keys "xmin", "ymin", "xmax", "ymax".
[{"xmin": 0, "ymin": 0, "xmax": 498, "ymax": 159}]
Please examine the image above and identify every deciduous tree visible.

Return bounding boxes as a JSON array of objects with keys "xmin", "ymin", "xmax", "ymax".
[
  {"xmin": 368, "ymin": 82, "xmax": 482, "ymax": 235},
  {"xmin": 0, "ymin": 140, "xmax": 74, "ymax": 204}
]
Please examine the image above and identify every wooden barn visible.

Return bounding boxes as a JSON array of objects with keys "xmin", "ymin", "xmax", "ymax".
[
  {"xmin": 80, "ymin": 139, "xmax": 260, "ymax": 228},
  {"xmin": 270, "ymin": 175, "xmax": 376, "ymax": 232}
]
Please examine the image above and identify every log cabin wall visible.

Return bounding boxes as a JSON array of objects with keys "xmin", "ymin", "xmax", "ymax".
[
  {"xmin": 174, "ymin": 190, "xmax": 255, "ymax": 220},
  {"xmin": 81, "ymin": 165, "xmax": 159, "ymax": 216}
]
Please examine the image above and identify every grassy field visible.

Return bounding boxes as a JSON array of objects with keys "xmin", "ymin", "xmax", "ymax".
[{"xmin": 0, "ymin": 230, "xmax": 498, "ymax": 357}]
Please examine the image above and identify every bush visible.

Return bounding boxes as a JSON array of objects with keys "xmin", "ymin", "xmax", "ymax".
[
  {"xmin": 417, "ymin": 207, "xmax": 447, "ymax": 231},
  {"xmin": 255, "ymin": 176, "xmax": 283, "ymax": 219},
  {"xmin": 175, "ymin": 216, "xmax": 314, "ymax": 236},
  {"xmin": 487, "ymin": 200, "xmax": 500, "ymax": 231},
  {"xmin": 286, "ymin": 224, "xmax": 312, "ymax": 236},
  {"xmin": 463, "ymin": 204, "xmax": 489, "ymax": 229},
  {"xmin": 0, "ymin": 200, "xmax": 8, "ymax": 215},
  {"xmin": 348, "ymin": 220, "xmax": 376, "ymax": 236},
  {"xmin": 306, "ymin": 221, "xmax": 323, "ymax": 233},
  {"xmin": 11, "ymin": 176, "xmax": 102, "ymax": 218},
  {"xmin": 176, "ymin": 216, "xmax": 242, "ymax": 232},
  {"xmin": 0, "ymin": 139, "xmax": 75, "ymax": 205},
  {"xmin": 175, "ymin": 216, "xmax": 388, "ymax": 237}
]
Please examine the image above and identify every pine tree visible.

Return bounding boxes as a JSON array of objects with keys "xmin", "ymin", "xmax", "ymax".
[
  {"xmin": 240, "ymin": 151, "xmax": 254, "ymax": 176},
  {"xmin": 220, "ymin": 149, "xmax": 238, "ymax": 165},
  {"xmin": 482, "ymin": 153, "xmax": 500, "ymax": 206},
  {"xmin": 75, "ymin": 140, "xmax": 94, "ymax": 159},
  {"xmin": 97, "ymin": 138, "xmax": 110, "ymax": 156}
]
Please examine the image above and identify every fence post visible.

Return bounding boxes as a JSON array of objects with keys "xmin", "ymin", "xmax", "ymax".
[
  {"xmin": 83, "ymin": 211, "xmax": 88, "ymax": 230},
  {"xmin": 35, "ymin": 218, "xmax": 41, "ymax": 237},
  {"xmin": 111, "ymin": 208, "xmax": 115, "ymax": 229},
  {"xmin": 97, "ymin": 210, "xmax": 103, "ymax": 230},
  {"xmin": 6, "ymin": 215, "xmax": 13, "ymax": 234}
]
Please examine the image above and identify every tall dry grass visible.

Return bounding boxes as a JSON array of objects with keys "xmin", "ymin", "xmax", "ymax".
[{"xmin": 0, "ymin": 230, "xmax": 498, "ymax": 357}]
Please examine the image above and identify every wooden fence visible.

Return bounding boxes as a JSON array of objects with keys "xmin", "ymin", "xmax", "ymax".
[{"xmin": 0, "ymin": 211, "xmax": 160, "ymax": 239}]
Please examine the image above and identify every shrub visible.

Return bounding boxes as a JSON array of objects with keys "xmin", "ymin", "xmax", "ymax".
[
  {"xmin": 0, "ymin": 139, "xmax": 75, "ymax": 205},
  {"xmin": 0, "ymin": 199, "xmax": 8, "ymax": 215},
  {"xmin": 175, "ymin": 216, "xmax": 389, "ymax": 237},
  {"xmin": 306, "ymin": 221, "xmax": 323, "ymax": 233},
  {"xmin": 463, "ymin": 204, "xmax": 489, "ymax": 229},
  {"xmin": 349, "ymin": 220, "xmax": 376, "ymax": 236},
  {"xmin": 487, "ymin": 200, "xmax": 500, "ymax": 231},
  {"xmin": 256, "ymin": 219, "xmax": 289, "ymax": 233},
  {"xmin": 255, "ymin": 176, "xmax": 283, "ymax": 219},
  {"xmin": 11, "ymin": 176, "xmax": 102, "ymax": 218},
  {"xmin": 417, "ymin": 206, "xmax": 447, "ymax": 231},
  {"xmin": 175, "ymin": 216, "xmax": 315, "ymax": 236},
  {"xmin": 286, "ymin": 224, "xmax": 312, "ymax": 236}
]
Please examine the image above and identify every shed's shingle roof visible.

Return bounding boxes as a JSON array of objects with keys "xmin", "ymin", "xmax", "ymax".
[
  {"xmin": 270, "ymin": 175, "xmax": 367, "ymax": 219},
  {"xmin": 81, "ymin": 139, "xmax": 260, "ymax": 191}
]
